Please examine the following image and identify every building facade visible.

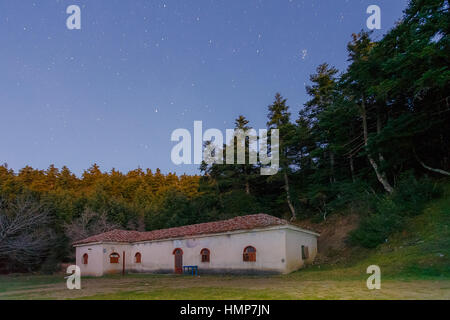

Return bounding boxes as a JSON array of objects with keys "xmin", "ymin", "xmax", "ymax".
[{"xmin": 74, "ymin": 214, "xmax": 319, "ymax": 276}]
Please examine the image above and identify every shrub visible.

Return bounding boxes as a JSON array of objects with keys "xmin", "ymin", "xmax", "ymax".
[
  {"xmin": 306, "ymin": 179, "xmax": 372, "ymax": 222},
  {"xmin": 327, "ymin": 180, "xmax": 373, "ymax": 213},
  {"xmin": 348, "ymin": 210, "xmax": 404, "ymax": 248},
  {"xmin": 391, "ymin": 173, "xmax": 441, "ymax": 216},
  {"xmin": 349, "ymin": 174, "xmax": 441, "ymax": 248}
]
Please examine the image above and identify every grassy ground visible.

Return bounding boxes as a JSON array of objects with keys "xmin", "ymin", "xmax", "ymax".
[
  {"xmin": 0, "ymin": 273, "xmax": 448, "ymax": 300},
  {"xmin": 0, "ymin": 182, "xmax": 448, "ymax": 300}
]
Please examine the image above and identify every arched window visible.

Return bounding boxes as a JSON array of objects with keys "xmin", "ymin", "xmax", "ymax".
[
  {"xmin": 110, "ymin": 252, "xmax": 120, "ymax": 264},
  {"xmin": 173, "ymin": 248, "xmax": 183, "ymax": 255},
  {"xmin": 243, "ymin": 246, "xmax": 256, "ymax": 262},
  {"xmin": 82, "ymin": 253, "xmax": 88, "ymax": 265},
  {"xmin": 201, "ymin": 248, "xmax": 210, "ymax": 263},
  {"xmin": 135, "ymin": 252, "xmax": 142, "ymax": 263}
]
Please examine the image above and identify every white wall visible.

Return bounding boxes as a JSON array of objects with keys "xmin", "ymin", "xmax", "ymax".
[
  {"xmin": 75, "ymin": 244, "xmax": 104, "ymax": 276},
  {"xmin": 101, "ymin": 244, "xmax": 132, "ymax": 275},
  {"xmin": 75, "ymin": 226, "xmax": 318, "ymax": 276},
  {"xmin": 130, "ymin": 228, "xmax": 287, "ymax": 274},
  {"xmin": 284, "ymin": 228, "xmax": 318, "ymax": 273}
]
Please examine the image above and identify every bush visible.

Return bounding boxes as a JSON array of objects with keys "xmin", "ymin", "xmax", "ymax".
[
  {"xmin": 304, "ymin": 180, "xmax": 374, "ymax": 222},
  {"xmin": 391, "ymin": 173, "xmax": 441, "ymax": 216},
  {"xmin": 348, "ymin": 210, "xmax": 404, "ymax": 248},
  {"xmin": 349, "ymin": 174, "xmax": 441, "ymax": 248},
  {"xmin": 327, "ymin": 180, "xmax": 373, "ymax": 213}
]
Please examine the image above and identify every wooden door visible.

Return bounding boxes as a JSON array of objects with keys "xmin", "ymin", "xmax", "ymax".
[
  {"xmin": 174, "ymin": 248, "xmax": 183, "ymax": 274},
  {"xmin": 122, "ymin": 251, "xmax": 125, "ymax": 276}
]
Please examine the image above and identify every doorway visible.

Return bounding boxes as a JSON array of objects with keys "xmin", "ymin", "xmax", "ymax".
[{"xmin": 173, "ymin": 248, "xmax": 183, "ymax": 274}]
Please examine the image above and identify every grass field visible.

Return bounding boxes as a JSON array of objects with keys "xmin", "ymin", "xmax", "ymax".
[
  {"xmin": 1, "ymin": 183, "xmax": 449, "ymax": 300},
  {"xmin": 0, "ymin": 271, "xmax": 449, "ymax": 300}
]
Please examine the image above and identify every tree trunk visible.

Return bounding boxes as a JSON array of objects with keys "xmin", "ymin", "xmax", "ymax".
[
  {"xmin": 361, "ymin": 99, "xmax": 394, "ymax": 194},
  {"xmin": 349, "ymin": 156, "xmax": 356, "ymax": 182},
  {"xmin": 414, "ymin": 150, "xmax": 450, "ymax": 176},
  {"xmin": 245, "ymin": 180, "xmax": 250, "ymax": 195},
  {"xmin": 376, "ymin": 106, "xmax": 391, "ymax": 188},
  {"xmin": 283, "ymin": 170, "xmax": 297, "ymax": 221},
  {"xmin": 330, "ymin": 151, "xmax": 336, "ymax": 183},
  {"xmin": 244, "ymin": 165, "xmax": 251, "ymax": 195}
]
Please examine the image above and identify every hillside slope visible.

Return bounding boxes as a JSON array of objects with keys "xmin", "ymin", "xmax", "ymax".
[{"xmin": 294, "ymin": 181, "xmax": 450, "ymax": 280}]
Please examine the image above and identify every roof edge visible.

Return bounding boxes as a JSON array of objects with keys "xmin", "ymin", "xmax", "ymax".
[{"xmin": 73, "ymin": 224, "xmax": 319, "ymax": 247}]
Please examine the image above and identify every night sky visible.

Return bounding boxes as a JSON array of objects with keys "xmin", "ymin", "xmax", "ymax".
[{"xmin": 0, "ymin": 0, "xmax": 408, "ymax": 176}]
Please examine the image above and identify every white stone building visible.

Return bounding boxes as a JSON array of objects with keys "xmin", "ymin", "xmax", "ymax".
[{"xmin": 74, "ymin": 214, "xmax": 319, "ymax": 276}]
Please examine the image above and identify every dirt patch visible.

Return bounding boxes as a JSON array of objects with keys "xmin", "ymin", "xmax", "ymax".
[{"xmin": 295, "ymin": 214, "xmax": 360, "ymax": 265}]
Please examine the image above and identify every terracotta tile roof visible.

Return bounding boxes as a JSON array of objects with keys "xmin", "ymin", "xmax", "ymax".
[
  {"xmin": 73, "ymin": 213, "xmax": 314, "ymax": 246},
  {"xmin": 73, "ymin": 229, "xmax": 143, "ymax": 245}
]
